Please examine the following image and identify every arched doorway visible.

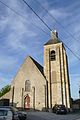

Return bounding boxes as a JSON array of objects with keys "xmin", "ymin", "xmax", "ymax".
[{"xmin": 24, "ymin": 94, "xmax": 30, "ymax": 109}]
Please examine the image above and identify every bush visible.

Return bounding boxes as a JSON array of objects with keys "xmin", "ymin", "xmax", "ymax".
[{"xmin": 0, "ymin": 85, "xmax": 11, "ymax": 97}]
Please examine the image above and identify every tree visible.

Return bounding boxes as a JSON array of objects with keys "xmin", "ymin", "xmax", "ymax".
[{"xmin": 0, "ymin": 85, "xmax": 11, "ymax": 97}]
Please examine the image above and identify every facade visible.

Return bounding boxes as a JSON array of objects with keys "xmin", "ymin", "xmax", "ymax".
[
  {"xmin": 0, "ymin": 31, "xmax": 71, "ymax": 110},
  {"xmin": 10, "ymin": 56, "xmax": 47, "ymax": 110}
]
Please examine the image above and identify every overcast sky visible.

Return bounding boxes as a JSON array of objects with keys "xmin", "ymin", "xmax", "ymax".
[{"xmin": 0, "ymin": 0, "xmax": 80, "ymax": 99}]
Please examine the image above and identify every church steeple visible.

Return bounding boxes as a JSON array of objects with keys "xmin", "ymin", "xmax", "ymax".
[
  {"xmin": 44, "ymin": 31, "xmax": 71, "ymax": 109},
  {"xmin": 44, "ymin": 30, "xmax": 61, "ymax": 45}
]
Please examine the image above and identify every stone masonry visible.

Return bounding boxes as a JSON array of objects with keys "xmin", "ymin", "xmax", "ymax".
[{"xmin": 44, "ymin": 31, "xmax": 71, "ymax": 108}]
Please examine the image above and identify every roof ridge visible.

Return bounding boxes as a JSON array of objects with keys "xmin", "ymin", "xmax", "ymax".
[{"xmin": 29, "ymin": 56, "xmax": 44, "ymax": 76}]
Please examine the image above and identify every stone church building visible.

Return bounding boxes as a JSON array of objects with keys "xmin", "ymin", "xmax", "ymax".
[{"xmin": 1, "ymin": 31, "xmax": 71, "ymax": 110}]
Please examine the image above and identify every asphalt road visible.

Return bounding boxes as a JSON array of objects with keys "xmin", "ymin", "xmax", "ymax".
[{"xmin": 26, "ymin": 111, "xmax": 80, "ymax": 120}]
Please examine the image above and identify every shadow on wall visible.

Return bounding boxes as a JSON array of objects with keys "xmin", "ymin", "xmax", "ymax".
[{"xmin": 0, "ymin": 99, "xmax": 9, "ymax": 106}]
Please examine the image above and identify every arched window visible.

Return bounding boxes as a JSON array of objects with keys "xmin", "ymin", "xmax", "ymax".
[
  {"xmin": 25, "ymin": 80, "xmax": 31, "ymax": 92},
  {"xmin": 50, "ymin": 50, "xmax": 56, "ymax": 61}
]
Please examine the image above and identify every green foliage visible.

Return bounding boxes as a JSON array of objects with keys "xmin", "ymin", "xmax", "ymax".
[{"xmin": 0, "ymin": 85, "xmax": 11, "ymax": 97}]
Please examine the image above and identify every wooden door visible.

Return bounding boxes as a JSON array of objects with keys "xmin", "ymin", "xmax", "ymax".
[{"xmin": 25, "ymin": 95, "xmax": 30, "ymax": 109}]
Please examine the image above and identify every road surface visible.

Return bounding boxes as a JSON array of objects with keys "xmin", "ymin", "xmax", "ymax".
[{"xmin": 26, "ymin": 111, "xmax": 80, "ymax": 120}]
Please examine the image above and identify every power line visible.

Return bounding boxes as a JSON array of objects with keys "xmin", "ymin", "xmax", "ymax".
[
  {"xmin": 0, "ymin": 0, "xmax": 50, "ymax": 37},
  {"xmin": 23, "ymin": 0, "xmax": 80, "ymax": 56},
  {"xmin": 60, "ymin": 35, "xmax": 80, "ymax": 60},
  {"xmin": 0, "ymin": 0, "xmax": 80, "ymax": 61},
  {"xmin": 28, "ymin": 0, "xmax": 80, "ymax": 58},
  {"xmin": 0, "ymin": 0, "xmax": 25, "ymax": 19},
  {"xmin": 22, "ymin": 0, "xmax": 80, "ymax": 61},
  {"xmin": 22, "ymin": 0, "xmax": 52, "ymax": 31},
  {"xmin": 34, "ymin": 0, "xmax": 80, "ymax": 43},
  {"xmin": 60, "ymin": 39, "xmax": 80, "ymax": 61}
]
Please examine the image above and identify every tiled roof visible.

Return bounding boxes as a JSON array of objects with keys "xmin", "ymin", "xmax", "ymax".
[
  {"xmin": 44, "ymin": 38, "xmax": 61, "ymax": 45},
  {"xmin": 30, "ymin": 56, "xmax": 44, "ymax": 76}
]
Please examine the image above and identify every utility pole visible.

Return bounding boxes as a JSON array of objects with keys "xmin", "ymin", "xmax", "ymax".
[
  {"xmin": 79, "ymin": 85, "xmax": 80, "ymax": 99},
  {"xmin": 79, "ymin": 85, "xmax": 80, "ymax": 109}
]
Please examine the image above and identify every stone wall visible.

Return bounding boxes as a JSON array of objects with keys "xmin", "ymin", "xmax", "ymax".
[
  {"xmin": 10, "ymin": 56, "xmax": 46, "ymax": 110},
  {"xmin": 44, "ymin": 42, "xmax": 71, "ymax": 108}
]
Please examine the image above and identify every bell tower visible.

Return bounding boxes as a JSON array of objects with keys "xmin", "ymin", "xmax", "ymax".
[{"xmin": 44, "ymin": 30, "xmax": 71, "ymax": 109}]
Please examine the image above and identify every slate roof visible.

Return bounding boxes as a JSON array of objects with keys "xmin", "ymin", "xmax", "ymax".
[
  {"xmin": 30, "ymin": 56, "xmax": 44, "ymax": 76},
  {"xmin": 44, "ymin": 37, "xmax": 61, "ymax": 45}
]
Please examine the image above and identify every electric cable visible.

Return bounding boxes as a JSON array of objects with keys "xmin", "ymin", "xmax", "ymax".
[
  {"xmin": 0, "ymin": 0, "xmax": 50, "ymax": 37},
  {"xmin": 0, "ymin": 0, "xmax": 80, "ymax": 61}
]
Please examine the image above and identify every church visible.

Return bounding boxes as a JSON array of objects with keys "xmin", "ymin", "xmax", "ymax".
[{"xmin": 1, "ymin": 30, "xmax": 71, "ymax": 110}]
